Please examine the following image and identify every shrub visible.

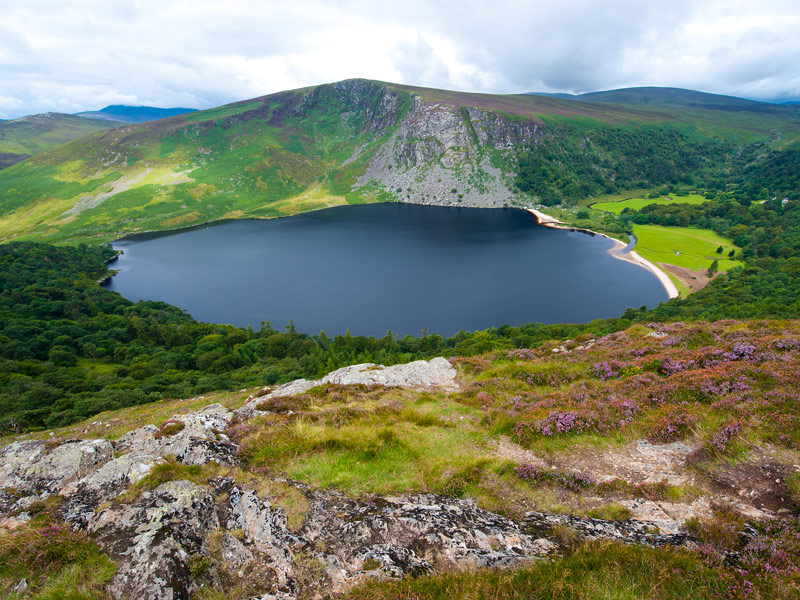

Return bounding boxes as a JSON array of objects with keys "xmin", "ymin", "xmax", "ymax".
[
  {"xmin": 514, "ymin": 464, "xmax": 596, "ymax": 491},
  {"xmin": 710, "ymin": 420, "xmax": 743, "ymax": 452},
  {"xmin": 255, "ymin": 395, "xmax": 311, "ymax": 413}
]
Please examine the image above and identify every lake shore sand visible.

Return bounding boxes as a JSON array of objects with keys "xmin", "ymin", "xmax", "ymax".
[{"xmin": 526, "ymin": 208, "xmax": 680, "ymax": 300}]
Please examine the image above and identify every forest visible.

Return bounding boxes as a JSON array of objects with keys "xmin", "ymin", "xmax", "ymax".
[{"xmin": 514, "ymin": 124, "xmax": 731, "ymax": 205}]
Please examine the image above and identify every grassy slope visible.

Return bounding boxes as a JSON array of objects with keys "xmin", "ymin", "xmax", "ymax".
[
  {"xmin": 0, "ymin": 83, "xmax": 410, "ymax": 244},
  {"xmin": 538, "ymin": 185, "xmax": 745, "ymax": 295},
  {"xmin": 632, "ymin": 224, "xmax": 743, "ymax": 273},
  {"xmin": 0, "ymin": 113, "xmax": 114, "ymax": 167},
  {"xmin": 1, "ymin": 80, "xmax": 798, "ymax": 245}
]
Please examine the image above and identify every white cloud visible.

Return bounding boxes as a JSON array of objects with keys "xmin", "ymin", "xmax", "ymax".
[{"xmin": 1, "ymin": 0, "xmax": 799, "ymax": 118}]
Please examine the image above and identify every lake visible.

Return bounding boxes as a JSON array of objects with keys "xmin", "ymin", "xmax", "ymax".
[{"xmin": 105, "ymin": 204, "xmax": 668, "ymax": 336}]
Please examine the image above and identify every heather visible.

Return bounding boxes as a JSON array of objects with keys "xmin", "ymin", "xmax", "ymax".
[
  {"xmin": 0, "ymin": 502, "xmax": 115, "ymax": 598},
  {"xmin": 457, "ymin": 320, "xmax": 800, "ymax": 456}
]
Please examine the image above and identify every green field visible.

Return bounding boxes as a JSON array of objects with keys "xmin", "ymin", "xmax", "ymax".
[
  {"xmin": 632, "ymin": 224, "xmax": 742, "ymax": 273},
  {"xmin": 592, "ymin": 194, "xmax": 709, "ymax": 214}
]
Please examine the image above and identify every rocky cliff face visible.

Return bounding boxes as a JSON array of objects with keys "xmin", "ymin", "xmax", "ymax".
[
  {"xmin": 0, "ymin": 357, "xmax": 694, "ymax": 600},
  {"xmin": 354, "ymin": 89, "xmax": 543, "ymax": 208}
]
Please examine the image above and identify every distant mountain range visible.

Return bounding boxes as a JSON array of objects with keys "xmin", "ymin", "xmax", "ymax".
[
  {"xmin": 75, "ymin": 105, "xmax": 198, "ymax": 123},
  {"xmin": 526, "ymin": 87, "xmax": 793, "ymax": 112}
]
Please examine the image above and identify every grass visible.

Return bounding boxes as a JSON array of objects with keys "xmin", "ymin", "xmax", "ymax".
[
  {"xmin": 632, "ymin": 224, "xmax": 743, "ymax": 273},
  {"xmin": 592, "ymin": 194, "xmax": 710, "ymax": 214},
  {"xmin": 0, "ymin": 387, "xmax": 251, "ymax": 444},
  {"xmin": 336, "ymin": 540, "xmax": 728, "ymax": 600},
  {"xmin": 584, "ymin": 503, "xmax": 633, "ymax": 521},
  {"xmin": 246, "ymin": 393, "xmax": 494, "ymax": 496},
  {"xmin": 235, "ymin": 385, "xmax": 613, "ymax": 518}
]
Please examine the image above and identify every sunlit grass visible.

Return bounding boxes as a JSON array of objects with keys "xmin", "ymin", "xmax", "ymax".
[
  {"xmin": 632, "ymin": 224, "xmax": 742, "ymax": 272},
  {"xmin": 250, "ymin": 402, "xmax": 492, "ymax": 495}
]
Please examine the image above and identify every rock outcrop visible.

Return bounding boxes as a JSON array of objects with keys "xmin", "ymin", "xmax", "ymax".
[
  {"xmin": 0, "ymin": 358, "xmax": 704, "ymax": 600},
  {"xmin": 238, "ymin": 357, "xmax": 458, "ymax": 418}
]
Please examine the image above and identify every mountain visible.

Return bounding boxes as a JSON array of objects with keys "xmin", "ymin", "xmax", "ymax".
[
  {"xmin": 75, "ymin": 104, "xmax": 198, "ymax": 123},
  {"xmin": 527, "ymin": 86, "xmax": 796, "ymax": 111},
  {"xmin": 575, "ymin": 86, "xmax": 789, "ymax": 112},
  {"xmin": 1, "ymin": 79, "xmax": 799, "ymax": 244},
  {"xmin": 0, "ymin": 112, "xmax": 114, "ymax": 169}
]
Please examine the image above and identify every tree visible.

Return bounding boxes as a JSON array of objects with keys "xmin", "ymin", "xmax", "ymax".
[
  {"xmin": 716, "ymin": 245, "xmax": 724, "ymax": 254},
  {"xmin": 707, "ymin": 259, "xmax": 719, "ymax": 278}
]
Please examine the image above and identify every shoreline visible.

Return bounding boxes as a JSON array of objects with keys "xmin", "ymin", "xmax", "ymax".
[{"xmin": 526, "ymin": 208, "xmax": 680, "ymax": 300}]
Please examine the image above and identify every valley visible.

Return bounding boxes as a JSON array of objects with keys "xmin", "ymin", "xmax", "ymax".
[{"xmin": 1, "ymin": 79, "xmax": 800, "ymax": 600}]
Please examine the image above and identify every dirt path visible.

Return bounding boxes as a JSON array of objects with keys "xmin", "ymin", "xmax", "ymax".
[{"xmin": 660, "ymin": 263, "xmax": 719, "ymax": 292}]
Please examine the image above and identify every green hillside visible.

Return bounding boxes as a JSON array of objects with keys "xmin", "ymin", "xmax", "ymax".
[
  {"xmin": 1, "ymin": 80, "xmax": 799, "ymax": 245},
  {"xmin": 0, "ymin": 113, "xmax": 114, "ymax": 169}
]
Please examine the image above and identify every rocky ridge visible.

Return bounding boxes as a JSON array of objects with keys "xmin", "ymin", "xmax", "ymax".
[{"xmin": 0, "ymin": 356, "xmax": 727, "ymax": 600}]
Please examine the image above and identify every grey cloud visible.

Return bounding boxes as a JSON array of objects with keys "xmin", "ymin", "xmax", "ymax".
[
  {"xmin": 391, "ymin": 35, "xmax": 453, "ymax": 89},
  {"xmin": 1, "ymin": 0, "xmax": 799, "ymax": 118}
]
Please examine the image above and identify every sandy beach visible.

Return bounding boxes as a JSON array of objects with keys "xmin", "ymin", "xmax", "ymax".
[{"xmin": 526, "ymin": 208, "xmax": 680, "ymax": 300}]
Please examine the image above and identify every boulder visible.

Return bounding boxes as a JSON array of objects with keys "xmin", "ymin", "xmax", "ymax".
[
  {"xmin": 0, "ymin": 438, "xmax": 114, "ymax": 495},
  {"xmin": 238, "ymin": 357, "xmax": 458, "ymax": 417}
]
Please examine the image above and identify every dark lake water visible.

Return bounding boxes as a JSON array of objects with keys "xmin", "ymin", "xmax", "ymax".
[{"xmin": 105, "ymin": 204, "xmax": 668, "ymax": 336}]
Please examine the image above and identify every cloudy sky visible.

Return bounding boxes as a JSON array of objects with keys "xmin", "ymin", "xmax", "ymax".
[{"xmin": 1, "ymin": 0, "xmax": 799, "ymax": 119}]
